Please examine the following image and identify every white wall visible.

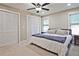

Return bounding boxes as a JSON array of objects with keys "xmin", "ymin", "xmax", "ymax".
[
  {"xmin": 48, "ymin": 12, "xmax": 68, "ymax": 29},
  {"xmin": 42, "ymin": 7, "xmax": 79, "ymax": 29}
]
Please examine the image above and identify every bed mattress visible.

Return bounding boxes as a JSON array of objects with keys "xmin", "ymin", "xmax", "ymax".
[{"xmin": 30, "ymin": 33, "xmax": 72, "ymax": 56}]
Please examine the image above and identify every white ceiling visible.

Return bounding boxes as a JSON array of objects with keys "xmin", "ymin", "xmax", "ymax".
[{"xmin": 3, "ymin": 3, "xmax": 79, "ymax": 16}]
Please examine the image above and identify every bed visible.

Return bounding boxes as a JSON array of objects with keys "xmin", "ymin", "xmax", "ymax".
[{"xmin": 30, "ymin": 29, "xmax": 72, "ymax": 56}]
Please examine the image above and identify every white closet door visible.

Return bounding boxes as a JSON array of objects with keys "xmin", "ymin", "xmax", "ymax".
[
  {"xmin": 27, "ymin": 15, "xmax": 41, "ymax": 36},
  {"xmin": 30, "ymin": 16, "xmax": 41, "ymax": 35},
  {"xmin": 0, "ymin": 11, "xmax": 3, "ymax": 45},
  {"xmin": 0, "ymin": 11, "xmax": 19, "ymax": 46}
]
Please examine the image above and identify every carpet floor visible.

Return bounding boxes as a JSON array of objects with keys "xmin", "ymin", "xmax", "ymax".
[{"xmin": 0, "ymin": 43, "xmax": 79, "ymax": 56}]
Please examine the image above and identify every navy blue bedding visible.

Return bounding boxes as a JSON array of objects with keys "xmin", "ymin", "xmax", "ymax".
[{"xmin": 32, "ymin": 33, "xmax": 66, "ymax": 43}]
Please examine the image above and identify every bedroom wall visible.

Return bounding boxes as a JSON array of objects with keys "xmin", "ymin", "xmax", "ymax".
[
  {"xmin": 42, "ymin": 7, "xmax": 79, "ymax": 29},
  {"xmin": 0, "ymin": 4, "xmax": 41, "ymax": 42}
]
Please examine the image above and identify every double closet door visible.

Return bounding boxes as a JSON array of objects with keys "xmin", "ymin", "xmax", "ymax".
[{"xmin": 0, "ymin": 10, "xmax": 19, "ymax": 46}]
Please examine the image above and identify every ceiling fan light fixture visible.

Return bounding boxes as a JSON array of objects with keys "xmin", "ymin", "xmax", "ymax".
[
  {"xmin": 36, "ymin": 7, "xmax": 42, "ymax": 11},
  {"xmin": 67, "ymin": 3, "xmax": 71, "ymax": 6}
]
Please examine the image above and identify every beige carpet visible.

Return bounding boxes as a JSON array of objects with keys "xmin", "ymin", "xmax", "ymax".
[
  {"xmin": 0, "ymin": 43, "xmax": 79, "ymax": 56},
  {"xmin": 68, "ymin": 45, "xmax": 79, "ymax": 56},
  {"xmin": 0, "ymin": 44, "xmax": 39, "ymax": 56},
  {"xmin": 0, "ymin": 43, "xmax": 56, "ymax": 56}
]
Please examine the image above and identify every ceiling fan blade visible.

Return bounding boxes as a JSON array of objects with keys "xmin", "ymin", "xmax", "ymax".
[
  {"xmin": 27, "ymin": 8, "xmax": 35, "ymax": 10},
  {"xmin": 42, "ymin": 3, "xmax": 50, "ymax": 7},
  {"xmin": 42, "ymin": 8, "xmax": 49, "ymax": 11},
  {"xmin": 32, "ymin": 3, "xmax": 36, "ymax": 6}
]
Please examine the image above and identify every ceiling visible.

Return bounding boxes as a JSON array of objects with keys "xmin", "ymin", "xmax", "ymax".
[{"xmin": 2, "ymin": 3, "xmax": 79, "ymax": 16}]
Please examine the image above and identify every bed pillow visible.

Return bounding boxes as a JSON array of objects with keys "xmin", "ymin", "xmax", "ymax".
[
  {"xmin": 47, "ymin": 29, "xmax": 56, "ymax": 34},
  {"xmin": 56, "ymin": 30, "xmax": 69, "ymax": 35}
]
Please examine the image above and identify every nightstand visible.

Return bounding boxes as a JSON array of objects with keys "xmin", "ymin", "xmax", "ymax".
[{"xmin": 74, "ymin": 35, "xmax": 79, "ymax": 45}]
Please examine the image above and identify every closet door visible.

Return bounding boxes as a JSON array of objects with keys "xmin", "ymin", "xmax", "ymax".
[
  {"xmin": 27, "ymin": 15, "xmax": 41, "ymax": 36},
  {"xmin": 0, "ymin": 11, "xmax": 19, "ymax": 46},
  {"xmin": 0, "ymin": 11, "xmax": 3, "ymax": 45},
  {"xmin": 30, "ymin": 16, "xmax": 41, "ymax": 35}
]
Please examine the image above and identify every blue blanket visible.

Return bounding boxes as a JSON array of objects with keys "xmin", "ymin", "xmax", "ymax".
[{"xmin": 32, "ymin": 33, "xmax": 66, "ymax": 43}]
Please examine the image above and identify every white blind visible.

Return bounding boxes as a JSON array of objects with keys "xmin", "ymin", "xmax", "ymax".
[{"xmin": 70, "ymin": 13, "xmax": 79, "ymax": 35}]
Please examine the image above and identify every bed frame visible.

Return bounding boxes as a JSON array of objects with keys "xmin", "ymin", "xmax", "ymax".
[{"xmin": 31, "ymin": 43, "xmax": 58, "ymax": 56}]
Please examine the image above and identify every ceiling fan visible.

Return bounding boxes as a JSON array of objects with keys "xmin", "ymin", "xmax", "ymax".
[{"xmin": 27, "ymin": 3, "xmax": 50, "ymax": 13}]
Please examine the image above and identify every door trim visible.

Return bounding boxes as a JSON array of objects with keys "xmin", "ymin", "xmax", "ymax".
[{"xmin": 0, "ymin": 8, "xmax": 20, "ymax": 46}]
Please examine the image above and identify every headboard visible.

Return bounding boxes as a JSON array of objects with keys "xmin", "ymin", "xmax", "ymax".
[{"xmin": 61, "ymin": 29, "xmax": 72, "ymax": 35}]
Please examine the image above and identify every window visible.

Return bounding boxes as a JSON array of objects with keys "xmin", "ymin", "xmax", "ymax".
[
  {"xmin": 69, "ymin": 13, "xmax": 79, "ymax": 35},
  {"xmin": 42, "ymin": 19, "xmax": 49, "ymax": 32}
]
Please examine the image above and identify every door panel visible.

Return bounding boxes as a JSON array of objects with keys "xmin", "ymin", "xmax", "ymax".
[{"xmin": 0, "ymin": 11, "xmax": 19, "ymax": 46}]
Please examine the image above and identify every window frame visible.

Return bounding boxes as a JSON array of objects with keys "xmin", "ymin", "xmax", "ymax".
[
  {"xmin": 42, "ymin": 19, "xmax": 49, "ymax": 32},
  {"xmin": 68, "ymin": 11, "xmax": 79, "ymax": 35}
]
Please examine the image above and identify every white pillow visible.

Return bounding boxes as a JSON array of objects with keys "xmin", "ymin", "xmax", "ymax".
[
  {"xmin": 47, "ymin": 30, "xmax": 56, "ymax": 34},
  {"xmin": 56, "ymin": 30, "xmax": 69, "ymax": 35}
]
